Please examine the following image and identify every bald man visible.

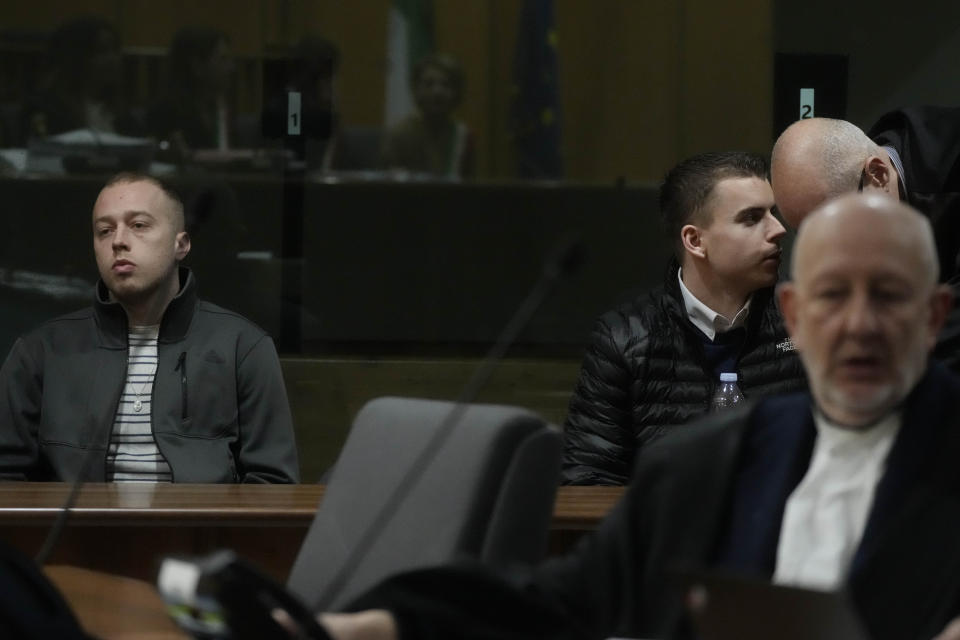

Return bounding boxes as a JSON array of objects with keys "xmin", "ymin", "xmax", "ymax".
[
  {"xmin": 772, "ymin": 108, "xmax": 960, "ymax": 371},
  {"xmin": 0, "ymin": 172, "xmax": 299, "ymax": 483},
  {"xmin": 304, "ymin": 194, "xmax": 960, "ymax": 640},
  {"xmin": 772, "ymin": 118, "xmax": 900, "ymax": 229},
  {"xmin": 771, "ymin": 109, "xmax": 960, "ymax": 268}
]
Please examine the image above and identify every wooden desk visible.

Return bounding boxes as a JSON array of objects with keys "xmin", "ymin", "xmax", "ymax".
[
  {"xmin": 550, "ymin": 485, "xmax": 624, "ymax": 530},
  {"xmin": 46, "ymin": 565, "xmax": 188, "ymax": 639},
  {"xmin": 0, "ymin": 483, "xmax": 624, "ymax": 583}
]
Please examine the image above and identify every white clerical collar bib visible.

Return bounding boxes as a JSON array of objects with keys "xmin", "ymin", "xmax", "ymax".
[{"xmin": 773, "ymin": 408, "xmax": 901, "ymax": 590}]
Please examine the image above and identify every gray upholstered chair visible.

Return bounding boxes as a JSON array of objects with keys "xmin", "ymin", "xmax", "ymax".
[{"xmin": 285, "ymin": 396, "xmax": 561, "ymax": 611}]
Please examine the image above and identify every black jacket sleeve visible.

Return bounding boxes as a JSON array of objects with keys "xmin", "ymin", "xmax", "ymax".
[
  {"xmin": 561, "ymin": 313, "xmax": 643, "ymax": 486},
  {"xmin": 0, "ymin": 338, "xmax": 43, "ymax": 480},
  {"xmin": 342, "ymin": 490, "xmax": 652, "ymax": 640}
]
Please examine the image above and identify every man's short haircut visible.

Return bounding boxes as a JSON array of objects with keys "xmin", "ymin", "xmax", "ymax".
[
  {"xmin": 103, "ymin": 172, "xmax": 186, "ymax": 232},
  {"xmin": 659, "ymin": 151, "xmax": 769, "ymax": 261}
]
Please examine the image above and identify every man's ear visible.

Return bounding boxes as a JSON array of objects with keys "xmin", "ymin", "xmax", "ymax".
[
  {"xmin": 175, "ymin": 231, "xmax": 191, "ymax": 261},
  {"xmin": 926, "ymin": 284, "xmax": 954, "ymax": 350},
  {"xmin": 862, "ymin": 155, "xmax": 893, "ymax": 193},
  {"xmin": 776, "ymin": 282, "xmax": 800, "ymax": 345},
  {"xmin": 680, "ymin": 224, "xmax": 706, "ymax": 259}
]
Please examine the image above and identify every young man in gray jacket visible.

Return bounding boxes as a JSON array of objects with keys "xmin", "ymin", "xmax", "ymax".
[{"xmin": 0, "ymin": 173, "xmax": 299, "ymax": 483}]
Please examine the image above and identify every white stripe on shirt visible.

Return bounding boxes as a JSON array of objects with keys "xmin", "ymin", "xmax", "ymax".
[{"xmin": 106, "ymin": 325, "xmax": 172, "ymax": 483}]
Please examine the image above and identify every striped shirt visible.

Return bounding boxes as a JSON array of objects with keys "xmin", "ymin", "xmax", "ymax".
[{"xmin": 106, "ymin": 325, "xmax": 172, "ymax": 482}]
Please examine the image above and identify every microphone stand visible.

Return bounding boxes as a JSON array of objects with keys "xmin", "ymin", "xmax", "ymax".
[
  {"xmin": 311, "ymin": 236, "xmax": 584, "ymax": 612},
  {"xmin": 35, "ymin": 426, "xmax": 109, "ymax": 565}
]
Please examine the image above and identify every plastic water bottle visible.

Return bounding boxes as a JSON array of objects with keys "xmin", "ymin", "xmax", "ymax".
[{"xmin": 711, "ymin": 372, "xmax": 744, "ymax": 411}]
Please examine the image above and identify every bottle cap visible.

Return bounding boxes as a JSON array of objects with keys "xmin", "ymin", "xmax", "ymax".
[{"xmin": 719, "ymin": 372, "xmax": 738, "ymax": 382}]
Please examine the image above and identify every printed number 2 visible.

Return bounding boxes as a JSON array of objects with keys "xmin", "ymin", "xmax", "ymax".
[{"xmin": 799, "ymin": 88, "xmax": 814, "ymax": 119}]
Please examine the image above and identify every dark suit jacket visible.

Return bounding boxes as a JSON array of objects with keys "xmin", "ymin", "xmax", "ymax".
[
  {"xmin": 869, "ymin": 107, "xmax": 960, "ymax": 371},
  {"xmin": 348, "ymin": 363, "xmax": 960, "ymax": 640},
  {"xmin": 869, "ymin": 106, "xmax": 960, "ymax": 280}
]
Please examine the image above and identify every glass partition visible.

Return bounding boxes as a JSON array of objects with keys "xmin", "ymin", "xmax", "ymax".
[{"xmin": 1, "ymin": 0, "xmax": 954, "ymax": 478}]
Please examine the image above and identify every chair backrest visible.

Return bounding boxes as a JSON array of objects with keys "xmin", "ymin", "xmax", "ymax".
[{"xmin": 285, "ymin": 396, "xmax": 561, "ymax": 611}]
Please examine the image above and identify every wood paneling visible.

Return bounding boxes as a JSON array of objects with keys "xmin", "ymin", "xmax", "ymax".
[
  {"xmin": 680, "ymin": 0, "xmax": 773, "ymax": 156},
  {"xmin": 555, "ymin": 0, "xmax": 683, "ymax": 181},
  {"xmin": 118, "ymin": 0, "xmax": 264, "ymax": 53},
  {"xmin": 1, "ymin": 0, "xmax": 118, "ymax": 31}
]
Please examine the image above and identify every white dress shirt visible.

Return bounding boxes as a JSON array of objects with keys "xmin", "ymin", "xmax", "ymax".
[
  {"xmin": 773, "ymin": 410, "xmax": 901, "ymax": 590},
  {"xmin": 676, "ymin": 268, "xmax": 750, "ymax": 341}
]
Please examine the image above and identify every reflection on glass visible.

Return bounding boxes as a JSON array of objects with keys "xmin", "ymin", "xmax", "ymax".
[
  {"xmin": 0, "ymin": 1, "xmax": 956, "ymax": 484},
  {"xmin": 381, "ymin": 53, "xmax": 475, "ymax": 180},
  {"xmin": 114, "ymin": 481, "xmax": 158, "ymax": 509}
]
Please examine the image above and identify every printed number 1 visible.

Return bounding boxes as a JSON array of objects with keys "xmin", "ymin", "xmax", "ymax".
[
  {"xmin": 799, "ymin": 88, "xmax": 814, "ymax": 119},
  {"xmin": 287, "ymin": 91, "xmax": 302, "ymax": 136}
]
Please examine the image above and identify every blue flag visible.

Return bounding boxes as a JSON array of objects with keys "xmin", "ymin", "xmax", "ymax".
[{"xmin": 512, "ymin": 0, "xmax": 563, "ymax": 179}]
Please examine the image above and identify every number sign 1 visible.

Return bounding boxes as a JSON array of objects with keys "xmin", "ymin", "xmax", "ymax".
[{"xmin": 287, "ymin": 91, "xmax": 302, "ymax": 136}]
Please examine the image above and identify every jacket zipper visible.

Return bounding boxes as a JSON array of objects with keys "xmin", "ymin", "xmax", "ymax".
[
  {"xmin": 154, "ymin": 351, "xmax": 173, "ymax": 482},
  {"xmin": 174, "ymin": 351, "xmax": 188, "ymax": 420}
]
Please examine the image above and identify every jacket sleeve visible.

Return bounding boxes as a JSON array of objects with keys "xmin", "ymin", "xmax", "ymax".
[
  {"xmin": 341, "ymin": 495, "xmax": 644, "ymax": 640},
  {"xmin": 0, "ymin": 338, "xmax": 43, "ymax": 480},
  {"xmin": 561, "ymin": 316, "xmax": 638, "ymax": 485},
  {"xmin": 234, "ymin": 335, "xmax": 300, "ymax": 483},
  {"xmin": 343, "ymin": 456, "xmax": 667, "ymax": 640}
]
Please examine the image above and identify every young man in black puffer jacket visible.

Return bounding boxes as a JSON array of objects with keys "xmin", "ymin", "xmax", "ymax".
[{"xmin": 562, "ymin": 151, "xmax": 807, "ymax": 485}]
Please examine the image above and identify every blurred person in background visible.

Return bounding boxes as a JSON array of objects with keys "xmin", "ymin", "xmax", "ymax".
[
  {"xmin": 147, "ymin": 26, "xmax": 236, "ymax": 161},
  {"xmin": 261, "ymin": 35, "xmax": 341, "ymax": 171},
  {"xmin": 381, "ymin": 53, "xmax": 475, "ymax": 179},
  {"xmin": 21, "ymin": 15, "xmax": 139, "ymax": 139}
]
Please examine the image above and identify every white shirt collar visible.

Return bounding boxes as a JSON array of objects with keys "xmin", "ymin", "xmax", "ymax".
[
  {"xmin": 677, "ymin": 268, "xmax": 751, "ymax": 341},
  {"xmin": 811, "ymin": 408, "xmax": 901, "ymax": 461},
  {"xmin": 882, "ymin": 145, "xmax": 907, "ymax": 192}
]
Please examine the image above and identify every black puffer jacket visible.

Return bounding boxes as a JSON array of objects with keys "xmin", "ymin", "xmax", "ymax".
[{"xmin": 561, "ymin": 270, "xmax": 806, "ymax": 485}]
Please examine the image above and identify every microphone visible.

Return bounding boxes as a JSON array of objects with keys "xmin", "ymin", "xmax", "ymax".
[
  {"xmin": 310, "ymin": 234, "xmax": 585, "ymax": 612},
  {"xmin": 34, "ymin": 415, "xmax": 114, "ymax": 566}
]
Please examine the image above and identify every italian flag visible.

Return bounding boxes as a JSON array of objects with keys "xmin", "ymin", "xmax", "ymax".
[{"xmin": 384, "ymin": 0, "xmax": 435, "ymax": 126}]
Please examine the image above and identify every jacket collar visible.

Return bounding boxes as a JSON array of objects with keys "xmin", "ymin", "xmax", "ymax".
[
  {"xmin": 852, "ymin": 361, "xmax": 960, "ymax": 566},
  {"xmin": 93, "ymin": 266, "xmax": 198, "ymax": 347},
  {"xmin": 844, "ymin": 361, "xmax": 960, "ymax": 638},
  {"xmin": 663, "ymin": 258, "xmax": 775, "ymax": 340}
]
